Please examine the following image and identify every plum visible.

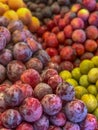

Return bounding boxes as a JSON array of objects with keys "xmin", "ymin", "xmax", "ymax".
[
  {"xmin": 60, "ymin": 46, "xmax": 76, "ymax": 61},
  {"xmin": 41, "ymin": 94, "xmax": 62, "ymax": 115},
  {"xmin": 7, "ymin": 20, "xmax": 24, "ymax": 33},
  {"xmin": 34, "ymin": 50, "xmax": 50, "ymax": 66},
  {"xmin": 1, "ymin": 109, "xmax": 22, "ymax": 129},
  {"xmin": 89, "ymin": 11, "xmax": 98, "ymax": 27},
  {"xmin": 45, "ymin": 62, "xmax": 60, "ymax": 72},
  {"xmin": 85, "ymin": 25, "xmax": 98, "ymax": 40},
  {"xmin": 21, "ymin": 69, "xmax": 41, "ymax": 88},
  {"xmin": 13, "ymin": 42, "xmax": 33, "ymax": 62},
  {"xmin": 41, "ymin": 68, "xmax": 58, "ymax": 83},
  {"xmin": 4, "ymin": 84, "xmax": 25, "ymax": 107},
  {"xmin": 0, "ymin": 26, "xmax": 11, "ymax": 44},
  {"xmin": 12, "ymin": 30, "xmax": 28, "ymax": 43},
  {"xmin": 45, "ymin": 33, "xmax": 58, "ymax": 48},
  {"xmin": 25, "ymin": 57, "xmax": 43, "ymax": 73},
  {"xmin": 7, "ymin": 60, "xmax": 26, "ymax": 82},
  {"xmin": 49, "ymin": 112, "xmax": 66, "ymax": 127},
  {"xmin": 72, "ymin": 29, "xmax": 86, "ymax": 43},
  {"xmin": 59, "ymin": 61, "xmax": 74, "ymax": 71},
  {"xmin": 48, "ymin": 75, "xmax": 63, "ymax": 91},
  {"xmin": 84, "ymin": 39, "xmax": 97, "ymax": 52},
  {"xmin": 56, "ymin": 82, "xmax": 75, "ymax": 101},
  {"xmin": 0, "ymin": 49, "xmax": 13, "ymax": 66},
  {"xmin": 71, "ymin": 17, "xmax": 84, "ymax": 29},
  {"xmin": 64, "ymin": 99, "xmax": 87, "ymax": 123},
  {"xmin": 0, "ymin": 16, "xmax": 9, "ymax": 27},
  {"xmin": 79, "ymin": 114, "xmax": 97, "ymax": 130},
  {"xmin": 82, "ymin": 0, "xmax": 96, "ymax": 11},
  {"xmin": 34, "ymin": 83, "xmax": 53, "ymax": 100},
  {"xmin": 18, "ymin": 83, "xmax": 33, "ymax": 98},
  {"xmin": 26, "ymin": 38, "xmax": 41, "ymax": 53},
  {"xmin": 19, "ymin": 97, "xmax": 43, "ymax": 122},
  {"xmin": 33, "ymin": 114, "xmax": 49, "ymax": 130},
  {"xmin": 64, "ymin": 25, "xmax": 73, "ymax": 38}
]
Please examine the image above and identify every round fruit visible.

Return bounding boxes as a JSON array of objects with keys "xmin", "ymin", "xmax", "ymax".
[
  {"xmin": 75, "ymin": 86, "xmax": 88, "ymax": 99},
  {"xmin": 59, "ymin": 70, "xmax": 72, "ymax": 81},
  {"xmin": 79, "ymin": 75, "xmax": 90, "ymax": 88},
  {"xmin": 79, "ymin": 59, "xmax": 94, "ymax": 74},
  {"xmin": 87, "ymin": 85, "xmax": 97, "ymax": 96},
  {"xmin": 91, "ymin": 56, "xmax": 98, "ymax": 67},
  {"xmin": 66, "ymin": 78, "xmax": 78, "ymax": 88},
  {"xmin": 81, "ymin": 94, "xmax": 98, "ymax": 112},
  {"xmin": 88, "ymin": 68, "xmax": 98, "ymax": 83},
  {"xmin": 71, "ymin": 67, "xmax": 81, "ymax": 81}
]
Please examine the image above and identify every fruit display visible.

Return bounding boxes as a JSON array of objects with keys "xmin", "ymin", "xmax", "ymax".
[
  {"xmin": 0, "ymin": 16, "xmax": 96, "ymax": 129},
  {"xmin": 0, "ymin": 0, "xmax": 98, "ymax": 129},
  {"xmin": 59, "ymin": 56, "xmax": 98, "ymax": 119},
  {"xmin": 35, "ymin": 0, "xmax": 98, "ymax": 72}
]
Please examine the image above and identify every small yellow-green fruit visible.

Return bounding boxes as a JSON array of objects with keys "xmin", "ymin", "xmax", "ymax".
[
  {"xmin": 66, "ymin": 78, "xmax": 78, "ymax": 88},
  {"xmin": 80, "ymin": 59, "xmax": 94, "ymax": 74},
  {"xmin": 79, "ymin": 75, "xmax": 90, "ymax": 88},
  {"xmin": 71, "ymin": 67, "xmax": 81, "ymax": 81},
  {"xmin": 87, "ymin": 85, "xmax": 97, "ymax": 96},
  {"xmin": 75, "ymin": 85, "xmax": 88, "ymax": 99},
  {"xmin": 59, "ymin": 70, "xmax": 72, "ymax": 81},
  {"xmin": 91, "ymin": 56, "xmax": 98, "ymax": 67},
  {"xmin": 88, "ymin": 68, "xmax": 98, "ymax": 83},
  {"xmin": 81, "ymin": 94, "xmax": 97, "ymax": 112}
]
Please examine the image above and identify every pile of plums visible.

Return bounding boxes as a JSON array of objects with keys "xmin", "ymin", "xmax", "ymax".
[
  {"xmin": 24, "ymin": 0, "xmax": 82, "ymax": 25},
  {"xmin": 36, "ymin": 0, "xmax": 98, "ymax": 72},
  {"xmin": 0, "ymin": 67, "xmax": 97, "ymax": 130},
  {"xmin": 0, "ymin": 16, "xmax": 97, "ymax": 130}
]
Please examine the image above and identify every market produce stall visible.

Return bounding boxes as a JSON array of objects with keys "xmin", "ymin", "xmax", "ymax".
[{"xmin": 0, "ymin": 0, "xmax": 98, "ymax": 129}]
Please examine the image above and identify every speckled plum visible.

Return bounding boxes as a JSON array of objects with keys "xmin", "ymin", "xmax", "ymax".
[
  {"xmin": 64, "ymin": 99, "xmax": 87, "ymax": 123},
  {"xmin": 21, "ymin": 69, "xmax": 41, "ymax": 88},
  {"xmin": 4, "ymin": 84, "xmax": 25, "ymax": 107},
  {"xmin": 41, "ymin": 68, "xmax": 58, "ymax": 83},
  {"xmin": 0, "ymin": 49, "xmax": 13, "ymax": 66},
  {"xmin": 13, "ymin": 42, "xmax": 33, "ymax": 62},
  {"xmin": 34, "ymin": 83, "xmax": 53, "ymax": 100},
  {"xmin": 41, "ymin": 94, "xmax": 62, "ymax": 115},
  {"xmin": 19, "ymin": 97, "xmax": 43, "ymax": 122},
  {"xmin": 50, "ymin": 112, "xmax": 66, "ymax": 127},
  {"xmin": 7, "ymin": 60, "xmax": 26, "ymax": 82},
  {"xmin": 56, "ymin": 82, "xmax": 75, "ymax": 101},
  {"xmin": 79, "ymin": 114, "xmax": 97, "ymax": 130},
  {"xmin": 25, "ymin": 57, "xmax": 43, "ymax": 73}
]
